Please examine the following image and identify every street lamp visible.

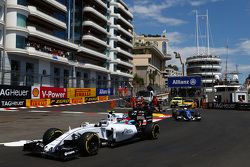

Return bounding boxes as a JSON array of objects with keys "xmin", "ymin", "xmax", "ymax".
[{"xmin": 173, "ymin": 52, "xmax": 184, "ymax": 76}]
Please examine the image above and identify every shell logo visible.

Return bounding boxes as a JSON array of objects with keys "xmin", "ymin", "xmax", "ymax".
[{"xmin": 32, "ymin": 88, "xmax": 39, "ymax": 97}]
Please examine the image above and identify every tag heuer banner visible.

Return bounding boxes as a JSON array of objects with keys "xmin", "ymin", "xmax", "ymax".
[{"xmin": 0, "ymin": 85, "xmax": 31, "ymax": 100}]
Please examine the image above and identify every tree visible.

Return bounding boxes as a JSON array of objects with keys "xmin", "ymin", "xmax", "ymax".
[
  {"xmin": 133, "ymin": 73, "xmax": 144, "ymax": 85},
  {"xmin": 148, "ymin": 70, "xmax": 157, "ymax": 85},
  {"xmin": 167, "ymin": 64, "xmax": 179, "ymax": 71},
  {"xmin": 133, "ymin": 74, "xmax": 144, "ymax": 92}
]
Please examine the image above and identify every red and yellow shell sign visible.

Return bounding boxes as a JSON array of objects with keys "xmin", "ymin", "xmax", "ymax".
[{"xmin": 31, "ymin": 86, "xmax": 40, "ymax": 99}]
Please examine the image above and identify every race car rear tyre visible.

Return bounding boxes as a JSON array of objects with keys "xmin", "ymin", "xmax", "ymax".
[
  {"xmin": 78, "ymin": 132, "xmax": 100, "ymax": 156},
  {"xmin": 43, "ymin": 128, "xmax": 63, "ymax": 145},
  {"xmin": 143, "ymin": 122, "xmax": 160, "ymax": 140}
]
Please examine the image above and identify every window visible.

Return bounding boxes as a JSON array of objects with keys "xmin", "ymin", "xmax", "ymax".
[
  {"xmin": 16, "ymin": 35, "xmax": 26, "ymax": 49},
  {"xmin": 76, "ymin": 72, "xmax": 81, "ymax": 88},
  {"xmin": 0, "ymin": 5, "xmax": 3, "ymax": 21},
  {"xmin": 17, "ymin": 0, "xmax": 27, "ymax": 6},
  {"xmin": 84, "ymin": 73, "xmax": 89, "ymax": 88},
  {"xmin": 0, "ymin": 29, "xmax": 2, "ymax": 45},
  {"xmin": 53, "ymin": 30, "xmax": 66, "ymax": 40},
  {"xmin": 162, "ymin": 41, "xmax": 167, "ymax": 55},
  {"xmin": 26, "ymin": 63, "xmax": 34, "ymax": 86},
  {"xmin": 63, "ymin": 70, "xmax": 69, "ymax": 88},
  {"xmin": 56, "ymin": 0, "xmax": 66, "ymax": 5},
  {"xmin": 54, "ymin": 68, "xmax": 60, "ymax": 87},
  {"xmin": 11, "ymin": 60, "xmax": 20, "ymax": 85},
  {"xmin": 17, "ymin": 13, "xmax": 26, "ymax": 27}
]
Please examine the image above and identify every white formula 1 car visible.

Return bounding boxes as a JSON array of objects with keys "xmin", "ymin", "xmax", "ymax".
[{"xmin": 23, "ymin": 110, "xmax": 160, "ymax": 160}]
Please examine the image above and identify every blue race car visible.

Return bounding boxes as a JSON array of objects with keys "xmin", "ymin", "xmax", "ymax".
[{"xmin": 172, "ymin": 105, "xmax": 201, "ymax": 121}]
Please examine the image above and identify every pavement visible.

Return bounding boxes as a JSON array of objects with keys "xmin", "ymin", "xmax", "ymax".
[{"xmin": 1, "ymin": 109, "xmax": 250, "ymax": 167}]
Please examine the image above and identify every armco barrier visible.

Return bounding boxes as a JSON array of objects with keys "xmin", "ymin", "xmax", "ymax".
[
  {"xmin": 235, "ymin": 103, "xmax": 250, "ymax": 110},
  {"xmin": 206, "ymin": 102, "xmax": 250, "ymax": 110}
]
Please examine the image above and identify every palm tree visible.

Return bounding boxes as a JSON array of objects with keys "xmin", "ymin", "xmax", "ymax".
[
  {"xmin": 133, "ymin": 73, "xmax": 144, "ymax": 92},
  {"xmin": 148, "ymin": 70, "xmax": 157, "ymax": 85}
]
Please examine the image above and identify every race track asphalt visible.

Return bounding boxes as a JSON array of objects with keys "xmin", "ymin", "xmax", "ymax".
[{"xmin": 1, "ymin": 108, "xmax": 250, "ymax": 167}]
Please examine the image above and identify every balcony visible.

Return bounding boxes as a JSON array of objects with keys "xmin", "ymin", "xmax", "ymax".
[
  {"xmin": 27, "ymin": 46, "xmax": 69, "ymax": 64},
  {"xmin": 117, "ymin": 36, "xmax": 133, "ymax": 48},
  {"xmin": 190, "ymin": 72, "xmax": 221, "ymax": 76},
  {"xmin": 110, "ymin": 12, "xmax": 133, "ymax": 29},
  {"xmin": 82, "ymin": 34, "xmax": 108, "ymax": 48},
  {"xmin": 43, "ymin": 0, "xmax": 67, "ymax": 13},
  {"xmin": 116, "ymin": 47, "xmax": 133, "ymax": 58},
  {"xmin": 83, "ymin": 6, "xmax": 107, "ymax": 23},
  {"xmin": 5, "ymin": 48, "xmax": 28, "ymax": 55},
  {"xmin": 94, "ymin": 0, "xmax": 107, "ymax": 9},
  {"xmin": 76, "ymin": 62, "xmax": 110, "ymax": 73},
  {"xmin": 111, "ymin": 70, "xmax": 133, "ymax": 78},
  {"xmin": 83, "ymin": 20, "xmax": 107, "ymax": 35},
  {"xmin": 186, "ymin": 55, "xmax": 221, "ymax": 63},
  {"xmin": 187, "ymin": 64, "xmax": 222, "ymax": 69},
  {"xmin": 28, "ymin": 6, "xmax": 66, "ymax": 30},
  {"xmin": 7, "ymin": 4, "xmax": 29, "ymax": 15},
  {"xmin": 27, "ymin": 26, "xmax": 78, "ymax": 50},
  {"xmin": 117, "ymin": 25, "xmax": 133, "ymax": 38},
  {"xmin": 110, "ymin": 1, "xmax": 133, "ymax": 19},
  {"xmin": 78, "ymin": 46, "xmax": 110, "ymax": 61},
  {"xmin": 117, "ymin": 13, "xmax": 133, "ymax": 29},
  {"xmin": 0, "ymin": 20, "xmax": 5, "ymax": 26},
  {"xmin": 115, "ymin": 58, "xmax": 133, "ymax": 68},
  {"xmin": 6, "ymin": 26, "xmax": 29, "ymax": 35}
]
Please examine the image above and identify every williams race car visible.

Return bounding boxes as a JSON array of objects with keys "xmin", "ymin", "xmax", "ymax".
[
  {"xmin": 23, "ymin": 110, "xmax": 160, "ymax": 160},
  {"xmin": 172, "ymin": 105, "xmax": 201, "ymax": 121}
]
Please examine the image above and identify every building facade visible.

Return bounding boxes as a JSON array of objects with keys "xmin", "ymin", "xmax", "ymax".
[
  {"xmin": 0, "ymin": 0, "xmax": 6, "ymax": 85},
  {"xmin": 1, "ymin": 0, "xmax": 133, "ymax": 89},
  {"xmin": 186, "ymin": 55, "xmax": 222, "ymax": 92},
  {"xmin": 133, "ymin": 34, "xmax": 171, "ymax": 91},
  {"xmin": 163, "ymin": 67, "xmax": 182, "ymax": 87}
]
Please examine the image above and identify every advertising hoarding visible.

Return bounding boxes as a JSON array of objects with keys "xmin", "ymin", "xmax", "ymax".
[
  {"xmin": 168, "ymin": 76, "xmax": 202, "ymax": 88},
  {"xmin": 40, "ymin": 87, "xmax": 67, "ymax": 99},
  {"xmin": 67, "ymin": 88, "xmax": 96, "ymax": 98},
  {"xmin": 96, "ymin": 88, "xmax": 113, "ymax": 96},
  {"xmin": 0, "ymin": 85, "xmax": 31, "ymax": 100}
]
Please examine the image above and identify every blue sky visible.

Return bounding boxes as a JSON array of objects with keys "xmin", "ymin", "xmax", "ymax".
[{"xmin": 125, "ymin": 0, "xmax": 250, "ymax": 84}]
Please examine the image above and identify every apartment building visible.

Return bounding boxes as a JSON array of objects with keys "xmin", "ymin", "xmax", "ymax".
[
  {"xmin": 163, "ymin": 67, "xmax": 182, "ymax": 87},
  {"xmin": 1, "ymin": 0, "xmax": 133, "ymax": 89},
  {"xmin": 0, "ymin": 0, "xmax": 6, "ymax": 84},
  {"xmin": 109, "ymin": 0, "xmax": 133, "ymax": 90},
  {"xmin": 133, "ymin": 34, "xmax": 171, "ymax": 90}
]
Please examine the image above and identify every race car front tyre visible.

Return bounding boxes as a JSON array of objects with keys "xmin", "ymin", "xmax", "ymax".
[
  {"xmin": 43, "ymin": 128, "xmax": 63, "ymax": 145},
  {"xmin": 143, "ymin": 122, "xmax": 160, "ymax": 140},
  {"xmin": 78, "ymin": 132, "xmax": 100, "ymax": 156}
]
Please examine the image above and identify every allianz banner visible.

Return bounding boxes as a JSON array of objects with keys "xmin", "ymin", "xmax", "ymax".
[
  {"xmin": 168, "ymin": 76, "xmax": 202, "ymax": 88},
  {"xmin": 0, "ymin": 85, "xmax": 31, "ymax": 100},
  {"xmin": 96, "ymin": 88, "xmax": 113, "ymax": 96}
]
